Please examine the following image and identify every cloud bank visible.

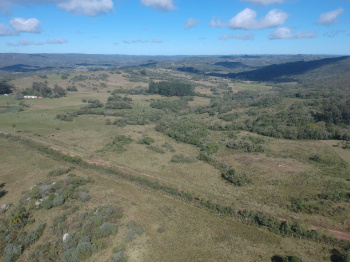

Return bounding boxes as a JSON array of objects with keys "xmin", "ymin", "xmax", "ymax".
[{"xmin": 210, "ymin": 8, "xmax": 289, "ymax": 30}]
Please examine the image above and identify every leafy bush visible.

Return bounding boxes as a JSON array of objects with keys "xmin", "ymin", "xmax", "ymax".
[
  {"xmin": 66, "ymin": 86, "xmax": 78, "ymax": 91},
  {"xmin": 124, "ymin": 229, "xmax": 135, "ymax": 243},
  {"xmin": 146, "ymin": 145, "xmax": 165, "ymax": 154},
  {"xmin": 3, "ymin": 244, "xmax": 23, "ymax": 262},
  {"xmin": 150, "ymin": 99, "xmax": 189, "ymax": 113},
  {"xmin": 48, "ymin": 166, "xmax": 72, "ymax": 176},
  {"xmin": 41, "ymin": 197, "xmax": 54, "ymax": 210},
  {"xmin": 138, "ymin": 136, "xmax": 154, "ymax": 145},
  {"xmin": 161, "ymin": 142, "xmax": 176, "ymax": 152},
  {"xmin": 103, "ymin": 135, "xmax": 133, "ymax": 152},
  {"xmin": 221, "ymin": 168, "xmax": 251, "ymax": 186},
  {"xmin": 109, "ymin": 251, "xmax": 124, "ymax": 262},
  {"xmin": 93, "ymin": 222, "xmax": 118, "ymax": 239},
  {"xmin": 226, "ymin": 135, "xmax": 267, "ymax": 152},
  {"xmin": 171, "ymin": 154, "xmax": 198, "ymax": 163},
  {"xmin": 53, "ymin": 196, "xmax": 65, "ymax": 207},
  {"xmin": 55, "ymin": 113, "xmax": 74, "ymax": 121},
  {"xmin": 79, "ymin": 192, "xmax": 90, "ymax": 202},
  {"xmin": 290, "ymin": 198, "xmax": 321, "ymax": 214},
  {"xmin": 17, "ymin": 224, "xmax": 45, "ymax": 248}
]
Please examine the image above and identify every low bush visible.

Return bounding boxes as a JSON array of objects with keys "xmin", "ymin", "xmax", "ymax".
[
  {"xmin": 3, "ymin": 244, "xmax": 23, "ymax": 262},
  {"xmin": 221, "ymin": 168, "xmax": 251, "ymax": 186},
  {"xmin": 138, "ymin": 136, "xmax": 154, "ymax": 145},
  {"xmin": 48, "ymin": 166, "xmax": 72, "ymax": 176},
  {"xmin": 171, "ymin": 154, "xmax": 198, "ymax": 163},
  {"xmin": 146, "ymin": 145, "xmax": 165, "ymax": 154}
]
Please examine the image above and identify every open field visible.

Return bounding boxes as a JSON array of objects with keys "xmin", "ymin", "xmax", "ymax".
[{"xmin": 1, "ymin": 58, "xmax": 350, "ymax": 261}]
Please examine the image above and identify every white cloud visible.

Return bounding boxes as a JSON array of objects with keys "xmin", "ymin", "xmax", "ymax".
[
  {"xmin": 57, "ymin": 0, "xmax": 114, "ymax": 16},
  {"xmin": 234, "ymin": 33, "xmax": 254, "ymax": 40},
  {"xmin": 240, "ymin": 0, "xmax": 283, "ymax": 5},
  {"xmin": 0, "ymin": 0, "xmax": 114, "ymax": 16},
  {"xmin": 122, "ymin": 39, "xmax": 163, "ymax": 44},
  {"xmin": 7, "ymin": 39, "xmax": 44, "ymax": 46},
  {"xmin": 9, "ymin": 18, "xmax": 41, "ymax": 33},
  {"xmin": 123, "ymin": 39, "xmax": 148, "ymax": 44},
  {"xmin": 323, "ymin": 30, "xmax": 345, "ymax": 38},
  {"xmin": 269, "ymin": 27, "xmax": 317, "ymax": 39},
  {"xmin": 141, "ymin": 0, "xmax": 175, "ymax": 11},
  {"xmin": 209, "ymin": 17, "xmax": 226, "ymax": 27},
  {"xmin": 219, "ymin": 33, "xmax": 253, "ymax": 40},
  {"xmin": 184, "ymin": 18, "xmax": 200, "ymax": 29},
  {"xmin": 0, "ymin": 24, "xmax": 16, "ymax": 36},
  {"xmin": 47, "ymin": 38, "xmax": 68, "ymax": 44},
  {"xmin": 316, "ymin": 8, "xmax": 344, "ymax": 25},
  {"xmin": 229, "ymin": 8, "xmax": 289, "ymax": 30}
]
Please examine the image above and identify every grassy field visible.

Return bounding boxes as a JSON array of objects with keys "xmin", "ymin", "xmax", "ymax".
[{"xmin": 1, "ymin": 68, "xmax": 350, "ymax": 261}]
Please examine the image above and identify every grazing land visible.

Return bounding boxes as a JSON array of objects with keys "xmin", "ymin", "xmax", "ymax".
[{"xmin": 1, "ymin": 54, "xmax": 350, "ymax": 262}]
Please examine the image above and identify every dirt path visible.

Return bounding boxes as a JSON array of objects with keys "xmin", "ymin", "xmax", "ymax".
[{"xmin": 310, "ymin": 226, "xmax": 350, "ymax": 241}]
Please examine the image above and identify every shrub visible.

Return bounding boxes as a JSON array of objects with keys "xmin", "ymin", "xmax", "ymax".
[
  {"xmin": 3, "ymin": 244, "xmax": 23, "ymax": 262},
  {"xmin": 221, "ymin": 168, "xmax": 251, "ymax": 186},
  {"xmin": 161, "ymin": 142, "xmax": 176, "ymax": 152},
  {"xmin": 109, "ymin": 251, "xmax": 124, "ymax": 262},
  {"xmin": 171, "ymin": 154, "xmax": 198, "ymax": 163},
  {"xmin": 103, "ymin": 135, "xmax": 133, "ymax": 152},
  {"xmin": 76, "ymin": 236, "xmax": 97, "ymax": 260},
  {"xmin": 79, "ymin": 192, "xmax": 90, "ymax": 202},
  {"xmin": 53, "ymin": 196, "xmax": 65, "ymax": 207},
  {"xmin": 41, "ymin": 195, "xmax": 54, "ymax": 210},
  {"xmin": 124, "ymin": 229, "xmax": 135, "ymax": 243},
  {"xmin": 138, "ymin": 136, "xmax": 154, "ymax": 145},
  {"xmin": 226, "ymin": 135, "xmax": 267, "ymax": 153},
  {"xmin": 146, "ymin": 145, "xmax": 165, "ymax": 154},
  {"xmin": 48, "ymin": 166, "xmax": 72, "ymax": 176},
  {"xmin": 93, "ymin": 222, "xmax": 118, "ymax": 239}
]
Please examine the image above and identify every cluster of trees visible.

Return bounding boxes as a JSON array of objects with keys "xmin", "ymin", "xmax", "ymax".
[
  {"xmin": 148, "ymin": 80, "xmax": 195, "ymax": 96},
  {"xmin": 105, "ymin": 93, "xmax": 133, "ymax": 109},
  {"xmin": 0, "ymin": 80, "xmax": 14, "ymax": 94},
  {"xmin": 226, "ymin": 135, "xmax": 267, "ymax": 152},
  {"xmin": 150, "ymin": 98, "xmax": 190, "ymax": 114},
  {"xmin": 155, "ymin": 117, "xmax": 210, "ymax": 148},
  {"xmin": 315, "ymin": 98, "xmax": 350, "ymax": 125},
  {"xmin": 22, "ymin": 82, "xmax": 67, "ymax": 98}
]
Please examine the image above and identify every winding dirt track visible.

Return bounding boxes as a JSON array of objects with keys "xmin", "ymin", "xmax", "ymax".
[{"xmin": 49, "ymin": 146, "xmax": 350, "ymax": 241}]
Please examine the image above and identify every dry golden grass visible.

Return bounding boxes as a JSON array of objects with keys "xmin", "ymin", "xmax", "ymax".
[{"xmin": 0, "ymin": 138, "xmax": 334, "ymax": 262}]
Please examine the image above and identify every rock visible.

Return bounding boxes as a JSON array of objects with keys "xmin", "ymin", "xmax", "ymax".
[
  {"xmin": 35, "ymin": 199, "xmax": 43, "ymax": 206},
  {"xmin": 63, "ymin": 233, "xmax": 69, "ymax": 242}
]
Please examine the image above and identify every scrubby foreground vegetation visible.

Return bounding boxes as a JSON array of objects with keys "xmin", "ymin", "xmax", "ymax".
[{"xmin": 1, "ymin": 55, "xmax": 350, "ymax": 261}]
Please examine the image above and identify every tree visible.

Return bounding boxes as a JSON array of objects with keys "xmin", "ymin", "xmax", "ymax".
[
  {"xmin": 0, "ymin": 81, "xmax": 14, "ymax": 94},
  {"xmin": 53, "ymin": 84, "xmax": 67, "ymax": 97}
]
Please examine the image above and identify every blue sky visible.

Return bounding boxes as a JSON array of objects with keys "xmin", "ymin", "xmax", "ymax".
[{"xmin": 0, "ymin": 0, "xmax": 349, "ymax": 55}]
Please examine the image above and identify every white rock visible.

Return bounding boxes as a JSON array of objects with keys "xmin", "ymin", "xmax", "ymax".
[
  {"xmin": 63, "ymin": 233, "xmax": 69, "ymax": 242},
  {"xmin": 35, "ymin": 199, "xmax": 43, "ymax": 206}
]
